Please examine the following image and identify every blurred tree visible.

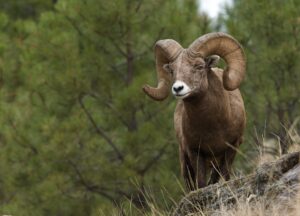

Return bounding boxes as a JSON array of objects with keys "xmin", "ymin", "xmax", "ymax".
[
  {"xmin": 0, "ymin": 0, "xmax": 210, "ymax": 215},
  {"xmin": 0, "ymin": 0, "xmax": 55, "ymax": 20},
  {"xmin": 220, "ymin": 0, "xmax": 300, "ymax": 154}
]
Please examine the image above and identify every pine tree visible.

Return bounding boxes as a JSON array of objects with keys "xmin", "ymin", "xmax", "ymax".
[
  {"xmin": 221, "ymin": 0, "xmax": 300, "ymax": 154},
  {"xmin": 0, "ymin": 0, "xmax": 210, "ymax": 215}
]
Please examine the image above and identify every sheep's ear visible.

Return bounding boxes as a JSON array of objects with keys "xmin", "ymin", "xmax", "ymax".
[{"xmin": 205, "ymin": 55, "xmax": 220, "ymax": 68}]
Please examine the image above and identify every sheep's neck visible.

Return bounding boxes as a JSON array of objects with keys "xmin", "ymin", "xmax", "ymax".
[{"xmin": 182, "ymin": 88, "xmax": 231, "ymax": 130}]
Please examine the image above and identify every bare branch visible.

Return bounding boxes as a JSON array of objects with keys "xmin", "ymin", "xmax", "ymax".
[
  {"xmin": 135, "ymin": 0, "xmax": 143, "ymax": 12},
  {"xmin": 138, "ymin": 143, "xmax": 169, "ymax": 175},
  {"xmin": 68, "ymin": 159, "xmax": 132, "ymax": 215},
  {"xmin": 109, "ymin": 36, "xmax": 128, "ymax": 57},
  {"xmin": 78, "ymin": 94, "xmax": 124, "ymax": 161},
  {"xmin": 8, "ymin": 119, "xmax": 38, "ymax": 155},
  {"xmin": 85, "ymin": 93, "xmax": 133, "ymax": 131},
  {"xmin": 140, "ymin": 99, "xmax": 173, "ymax": 123},
  {"xmin": 68, "ymin": 160, "xmax": 116, "ymax": 203}
]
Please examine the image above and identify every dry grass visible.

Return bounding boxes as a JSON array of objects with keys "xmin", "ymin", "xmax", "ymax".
[
  {"xmin": 202, "ymin": 189, "xmax": 300, "ymax": 216},
  {"xmin": 105, "ymin": 120, "xmax": 300, "ymax": 216},
  {"xmin": 110, "ymin": 180, "xmax": 300, "ymax": 216},
  {"xmin": 256, "ymin": 117, "xmax": 300, "ymax": 166},
  {"xmin": 116, "ymin": 189, "xmax": 300, "ymax": 216}
]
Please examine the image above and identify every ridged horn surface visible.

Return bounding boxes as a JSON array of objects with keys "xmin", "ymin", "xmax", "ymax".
[
  {"xmin": 143, "ymin": 39, "xmax": 183, "ymax": 101},
  {"xmin": 188, "ymin": 32, "xmax": 246, "ymax": 91}
]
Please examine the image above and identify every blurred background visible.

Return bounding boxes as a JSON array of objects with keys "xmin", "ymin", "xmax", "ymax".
[{"xmin": 0, "ymin": 0, "xmax": 299, "ymax": 215}]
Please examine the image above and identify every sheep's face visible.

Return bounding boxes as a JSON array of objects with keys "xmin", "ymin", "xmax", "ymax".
[{"xmin": 164, "ymin": 54, "xmax": 220, "ymax": 100}]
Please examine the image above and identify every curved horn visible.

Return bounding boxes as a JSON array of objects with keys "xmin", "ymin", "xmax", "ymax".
[
  {"xmin": 143, "ymin": 39, "xmax": 183, "ymax": 100},
  {"xmin": 188, "ymin": 32, "xmax": 246, "ymax": 91}
]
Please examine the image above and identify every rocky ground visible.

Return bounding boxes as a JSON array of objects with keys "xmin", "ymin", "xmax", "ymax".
[{"xmin": 173, "ymin": 151, "xmax": 300, "ymax": 216}]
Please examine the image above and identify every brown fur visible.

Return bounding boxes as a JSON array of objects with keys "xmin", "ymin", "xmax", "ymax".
[
  {"xmin": 174, "ymin": 65, "xmax": 246, "ymax": 190},
  {"xmin": 143, "ymin": 33, "xmax": 246, "ymax": 191}
]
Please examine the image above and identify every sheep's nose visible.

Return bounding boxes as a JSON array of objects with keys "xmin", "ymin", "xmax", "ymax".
[
  {"xmin": 173, "ymin": 85, "xmax": 184, "ymax": 93},
  {"xmin": 172, "ymin": 81, "xmax": 191, "ymax": 97}
]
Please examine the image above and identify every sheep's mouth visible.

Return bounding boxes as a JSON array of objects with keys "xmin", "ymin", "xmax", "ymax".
[{"xmin": 174, "ymin": 91, "xmax": 192, "ymax": 99}]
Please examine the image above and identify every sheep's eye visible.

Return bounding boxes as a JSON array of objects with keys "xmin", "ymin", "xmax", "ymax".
[
  {"xmin": 163, "ymin": 64, "xmax": 174, "ymax": 75},
  {"xmin": 194, "ymin": 64, "xmax": 205, "ymax": 70}
]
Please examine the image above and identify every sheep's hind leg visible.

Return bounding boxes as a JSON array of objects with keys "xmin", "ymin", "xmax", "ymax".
[
  {"xmin": 208, "ymin": 159, "xmax": 222, "ymax": 185},
  {"xmin": 220, "ymin": 139, "xmax": 241, "ymax": 181}
]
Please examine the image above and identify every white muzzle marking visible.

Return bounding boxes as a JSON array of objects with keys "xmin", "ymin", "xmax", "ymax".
[{"xmin": 172, "ymin": 81, "xmax": 191, "ymax": 98}]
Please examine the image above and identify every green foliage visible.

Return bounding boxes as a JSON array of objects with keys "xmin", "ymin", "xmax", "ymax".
[
  {"xmin": 220, "ymin": 0, "xmax": 300, "ymax": 154},
  {"xmin": 1, "ymin": 0, "xmax": 299, "ymax": 215},
  {"xmin": 0, "ymin": 0, "xmax": 55, "ymax": 20},
  {"xmin": 0, "ymin": 0, "xmax": 210, "ymax": 215}
]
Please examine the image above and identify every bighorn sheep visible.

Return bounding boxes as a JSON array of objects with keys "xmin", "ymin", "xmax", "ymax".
[{"xmin": 143, "ymin": 32, "xmax": 246, "ymax": 190}]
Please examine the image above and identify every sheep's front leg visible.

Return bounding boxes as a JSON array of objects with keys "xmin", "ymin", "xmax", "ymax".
[
  {"xmin": 187, "ymin": 150, "xmax": 206, "ymax": 189},
  {"xmin": 180, "ymin": 149, "xmax": 195, "ymax": 191}
]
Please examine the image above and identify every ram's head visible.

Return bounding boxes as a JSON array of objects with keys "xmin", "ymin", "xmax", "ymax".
[{"xmin": 143, "ymin": 32, "xmax": 246, "ymax": 100}]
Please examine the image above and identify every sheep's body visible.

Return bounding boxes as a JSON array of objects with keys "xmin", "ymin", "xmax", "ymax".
[
  {"xmin": 143, "ymin": 32, "xmax": 246, "ymax": 190},
  {"xmin": 174, "ymin": 68, "xmax": 245, "ymax": 189}
]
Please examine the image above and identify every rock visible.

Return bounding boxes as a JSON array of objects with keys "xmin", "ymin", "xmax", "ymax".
[{"xmin": 172, "ymin": 151, "xmax": 300, "ymax": 216}]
